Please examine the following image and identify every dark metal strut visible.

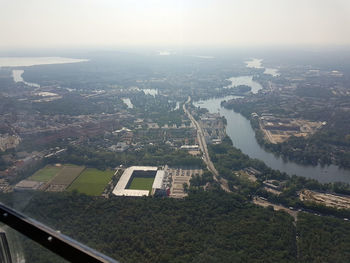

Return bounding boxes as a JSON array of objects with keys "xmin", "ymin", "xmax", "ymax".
[{"xmin": 0, "ymin": 203, "xmax": 119, "ymax": 263}]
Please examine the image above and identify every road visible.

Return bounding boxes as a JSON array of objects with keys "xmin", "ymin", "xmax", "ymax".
[
  {"xmin": 183, "ymin": 97, "xmax": 230, "ymax": 192},
  {"xmin": 253, "ymin": 197, "xmax": 298, "ymax": 221}
]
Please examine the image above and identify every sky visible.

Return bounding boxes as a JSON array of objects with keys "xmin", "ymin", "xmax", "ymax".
[{"xmin": 1, "ymin": 0, "xmax": 350, "ymax": 49}]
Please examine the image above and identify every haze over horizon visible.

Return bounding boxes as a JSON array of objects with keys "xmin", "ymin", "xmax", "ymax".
[{"xmin": 1, "ymin": 0, "xmax": 350, "ymax": 50}]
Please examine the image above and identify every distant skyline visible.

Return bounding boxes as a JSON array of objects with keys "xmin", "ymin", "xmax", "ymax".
[{"xmin": 1, "ymin": 0, "xmax": 350, "ymax": 49}]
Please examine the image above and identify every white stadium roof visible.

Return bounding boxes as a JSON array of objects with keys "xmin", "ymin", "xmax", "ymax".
[
  {"xmin": 113, "ymin": 189, "xmax": 149, "ymax": 197},
  {"xmin": 112, "ymin": 166, "xmax": 158, "ymax": 197},
  {"xmin": 152, "ymin": 170, "xmax": 165, "ymax": 189}
]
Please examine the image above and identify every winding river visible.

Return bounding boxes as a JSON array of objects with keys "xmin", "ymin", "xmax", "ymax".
[{"xmin": 194, "ymin": 96, "xmax": 350, "ymax": 184}]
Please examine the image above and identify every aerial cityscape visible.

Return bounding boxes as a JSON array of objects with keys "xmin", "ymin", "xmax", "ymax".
[{"xmin": 1, "ymin": 0, "xmax": 350, "ymax": 262}]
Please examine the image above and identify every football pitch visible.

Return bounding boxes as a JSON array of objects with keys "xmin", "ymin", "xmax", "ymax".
[
  {"xmin": 28, "ymin": 165, "xmax": 63, "ymax": 182},
  {"xmin": 128, "ymin": 177, "xmax": 155, "ymax": 193},
  {"xmin": 67, "ymin": 168, "xmax": 114, "ymax": 196}
]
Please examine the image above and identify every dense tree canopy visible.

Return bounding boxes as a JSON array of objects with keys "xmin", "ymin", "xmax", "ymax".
[
  {"xmin": 6, "ymin": 191, "xmax": 297, "ymax": 263},
  {"xmin": 297, "ymin": 213, "xmax": 350, "ymax": 263}
]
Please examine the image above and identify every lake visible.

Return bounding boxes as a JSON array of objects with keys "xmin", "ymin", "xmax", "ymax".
[
  {"xmin": 0, "ymin": 57, "xmax": 88, "ymax": 67},
  {"xmin": 4, "ymin": 57, "xmax": 88, "ymax": 88},
  {"xmin": 143, "ymin": 89, "xmax": 158, "ymax": 97},
  {"xmin": 246, "ymin": 58, "xmax": 263, "ymax": 69}
]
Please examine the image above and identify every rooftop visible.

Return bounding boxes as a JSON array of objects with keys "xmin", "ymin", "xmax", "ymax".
[{"xmin": 152, "ymin": 170, "xmax": 165, "ymax": 190}]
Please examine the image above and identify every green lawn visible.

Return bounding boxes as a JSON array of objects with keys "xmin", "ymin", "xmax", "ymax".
[
  {"xmin": 128, "ymin": 177, "xmax": 155, "ymax": 193},
  {"xmin": 67, "ymin": 168, "xmax": 114, "ymax": 196},
  {"xmin": 28, "ymin": 165, "xmax": 63, "ymax": 182}
]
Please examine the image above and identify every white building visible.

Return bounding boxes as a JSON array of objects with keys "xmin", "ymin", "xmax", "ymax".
[{"xmin": 151, "ymin": 170, "xmax": 165, "ymax": 195}]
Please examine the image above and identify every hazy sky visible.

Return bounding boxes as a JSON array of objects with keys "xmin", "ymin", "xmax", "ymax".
[{"xmin": 1, "ymin": 0, "xmax": 350, "ymax": 49}]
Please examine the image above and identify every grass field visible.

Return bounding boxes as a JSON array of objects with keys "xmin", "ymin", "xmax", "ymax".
[
  {"xmin": 67, "ymin": 168, "xmax": 114, "ymax": 196},
  {"xmin": 50, "ymin": 165, "xmax": 85, "ymax": 186},
  {"xmin": 28, "ymin": 165, "xmax": 63, "ymax": 182},
  {"xmin": 128, "ymin": 177, "xmax": 155, "ymax": 193}
]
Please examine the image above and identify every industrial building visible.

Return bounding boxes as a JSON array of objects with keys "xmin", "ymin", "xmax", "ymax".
[
  {"xmin": 14, "ymin": 180, "xmax": 43, "ymax": 191},
  {"xmin": 180, "ymin": 145, "xmax": 199, "ymax": 150}
]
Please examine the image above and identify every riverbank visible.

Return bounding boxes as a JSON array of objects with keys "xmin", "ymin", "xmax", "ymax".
[
  {"xmin": 194, "ymin": 96, "xmax": 350, "ymax": 184},
  {"xmin": 223, "ymin": 97, "xmax": 350, "ymax": 169}
]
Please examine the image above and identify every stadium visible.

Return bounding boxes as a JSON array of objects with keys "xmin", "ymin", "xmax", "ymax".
[{"xmin": 112, "ymin": 166, "xmax": 166, "ymax": 197}]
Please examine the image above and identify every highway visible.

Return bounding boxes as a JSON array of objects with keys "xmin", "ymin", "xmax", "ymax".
[{"xmin": 183, "ymin": 97, "xmax": 230, "ymax": 192}]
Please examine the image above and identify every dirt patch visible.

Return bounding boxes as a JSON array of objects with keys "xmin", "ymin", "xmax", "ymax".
[
  {"xmin": 299, "ymin": 189, "xmax": 350, "ymax": 209},
  {"xmin": 253, "ymin": 197, "xmax": 298, "ymax": 220},
  {"xmin": 259, "ymin": 117, "xmax": 323, "ymax": 144}
]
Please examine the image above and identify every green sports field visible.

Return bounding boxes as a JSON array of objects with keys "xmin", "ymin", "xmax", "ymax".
[
  {"xmin": 128, "ymin": 177, "xmax": 155, "ymax": 193},
  {"xmin": 67, "ymin": 168, "xmax": 114, "ymax": 196},
  {"xmin": 28, "ymin": 165, "xmax": 63, "ymax": 182}
]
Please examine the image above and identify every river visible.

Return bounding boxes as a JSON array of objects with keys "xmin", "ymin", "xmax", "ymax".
[
  {"xmin": 225, "ymin": 76, "xmax": 263, "ymax": 94},
  {"xmin": 12, "ymin": 70, "xmax": 40, "ymax": 88},
  {"xmin": 245, "ymin": 58, "xmax": 280, "ymax": 77},
  {"xmin": 194, "ymin": 96, "xmax": 350, "ymax": 183},
  {"xmin": 122, "ymin": 98, "xmax": 133, "ymax": 109}
]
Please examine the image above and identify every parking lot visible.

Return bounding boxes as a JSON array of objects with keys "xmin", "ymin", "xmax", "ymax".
[{"xmin": 168, "ymin": 168, "xmax": 203, "ymax": 198}]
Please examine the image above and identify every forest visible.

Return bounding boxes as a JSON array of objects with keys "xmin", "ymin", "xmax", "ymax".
[
  {"xmin": 208, "ymin": 136, "xmax": 350, "ymax": 218},
  {"xmin": 208, "ymin": 136, "xmax": 290, "ymax": 185},
  {"xmin": 1, "ymin": 138, "xmax": 350, "ymax": 262},
  {"xmin": 3, "ymin": 190, "xmax": 297, "ymax": 263},
  {"xmin": 297, "ymin": 213, "xmax": 350, "ymax": 262},
  {"xmin": 1, "ymin": 189, "xmax": 350, "ymax": 263}
]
